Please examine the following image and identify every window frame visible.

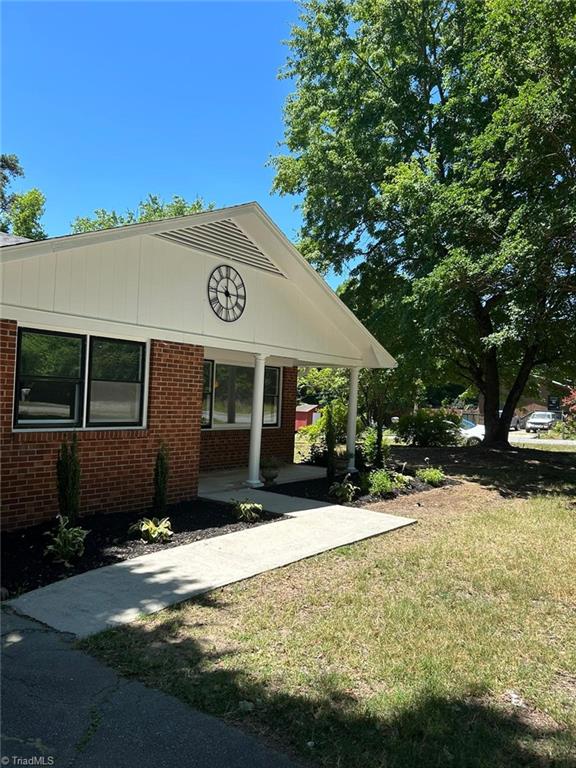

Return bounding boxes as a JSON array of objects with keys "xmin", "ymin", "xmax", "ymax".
[
  {"xmin": 202, "ymin": 360, "xmax": 282, "ymax": 431},
  {"xmin": 263, "ymin": 366, "xmax": 281, "ymax": 428},
  {"xmin": 14, "ymin": 327, "xmax": 87, "ymax": 429},
  {"xmin": 86, "ymin": 336, "xmax": 147, "ymax": 428},
  {"xmin": 13, "ymin": 326, "xmax": 150, "ymax": 433}
]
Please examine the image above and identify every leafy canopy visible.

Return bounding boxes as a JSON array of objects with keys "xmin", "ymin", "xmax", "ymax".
[
  {"xmin": 71, "ymin": 194, "xmax": 213, "ymax": 233},
  {"xmin": 0, "ymin": 154, "xmax": 47, "ymax": 240},
  {"xmin": 274, "ymin": 0, "xmax": 576, "ymax": 444}
]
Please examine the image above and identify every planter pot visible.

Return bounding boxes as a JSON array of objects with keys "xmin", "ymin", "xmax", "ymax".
[{"xmin": 261, "ymin": 470, "xmax": 279, "ymax": 486}]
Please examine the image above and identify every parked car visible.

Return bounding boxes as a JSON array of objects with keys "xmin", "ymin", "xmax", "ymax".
[
  {"xmin": 525, "ymin": 411, "xmax": 559, "ymax": 432},
  {"xmin": 499, "ymin": 410, "xmax": 520, "ymax": 430},
  {"xmin": 460, "ymin": 417, "xmax": 485, "ymax": 446}
]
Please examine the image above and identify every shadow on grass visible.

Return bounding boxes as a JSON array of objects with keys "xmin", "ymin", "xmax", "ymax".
[
  {"xmin": 81, "ymin": 603, "xmax": 573, "ymax": 768},
  {"xmin": 390, "ymin": 445, "xmax": 576, "ymax": 498}
]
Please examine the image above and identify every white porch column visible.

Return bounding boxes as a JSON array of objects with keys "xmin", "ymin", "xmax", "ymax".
[
  {"xmin": 247, "ymin": 353, "xmax": 267, "ymax": 487},
  {"xmin": 346, "ymin": 366, "xmax": 360, "ymax": 472}
]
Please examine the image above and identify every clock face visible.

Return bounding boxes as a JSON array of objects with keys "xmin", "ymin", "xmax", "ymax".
[{"xmin": 207, "ymin": 265, "xmax": 246, "ymax": 322}]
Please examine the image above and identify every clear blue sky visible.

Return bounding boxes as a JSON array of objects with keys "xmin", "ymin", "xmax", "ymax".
[{"xmin": 2, "ymin": 1, "xmax": 333, "ymax": 271}]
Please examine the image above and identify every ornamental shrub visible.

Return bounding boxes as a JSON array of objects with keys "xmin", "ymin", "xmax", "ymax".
[
  {"xmin": 396, "ymin": 408, "xmax": 460, "ymax": 447},
  {"xmin": 369, "ymin": 469, "xmax": 395, "ymax": 496},
  {"xmin": 416, "ymin": 467, "xmax": 446, "ymax": 487},
  {"xmin": 153, "ymin": 443, "xmax": 170, "ymax": 516},
  {"xmin": 56, "ymin": 433, "xmax": 81, "ymax": 522}
]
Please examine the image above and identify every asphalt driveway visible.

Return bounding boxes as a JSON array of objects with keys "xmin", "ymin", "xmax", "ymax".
[{"xmin": 1, "ymin": 608, "xmax": 298, "ymax": 768}]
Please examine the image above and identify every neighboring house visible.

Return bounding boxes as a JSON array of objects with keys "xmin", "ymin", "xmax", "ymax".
[
  {"xmin": 295, "ymin": 403, "xmax": 320, "ymax": 431},
  {"xmin": 0, "ymin": 203, "xmax": 395, "ymax": 530}
]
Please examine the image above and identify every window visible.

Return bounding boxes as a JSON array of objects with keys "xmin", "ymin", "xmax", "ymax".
[
  {"xmin": 14, "ymin": 328, "xmax": 147, "ymax": 430},
  {"xmin": 87, "ymin": 338, "xmax": 146, "ymax": 426},
  {"xmin": 15, "ymin": 329, "xmax": 85, "ymax": 426},
  {"xmin": 202, "ymin": 360, "xmax": 214, "ymax": 427},
  {"xmin": 263, "ymin": 367, "xmax": 280, "ymax": 426},
  {"xmin": 204, "ymin": 362, "xmax": 281, "ymax": 428}
]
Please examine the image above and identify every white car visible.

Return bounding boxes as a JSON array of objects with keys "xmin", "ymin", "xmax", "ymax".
[
  {"xmin": 460, "ymin": 417, "xmax": 485, "ymax": 446},
  {"xmin": 525, "ymin": 411, "xmax": 558, "ymax": 432}
]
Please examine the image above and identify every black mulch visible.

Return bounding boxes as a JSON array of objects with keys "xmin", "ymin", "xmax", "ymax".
[
  {"xmin": 1, "ymin": 498, "xmax": 283, "ymax": 597},
  {"xmin": 265, "ymin": 471, "xmax": 450, "ymax": 506}
]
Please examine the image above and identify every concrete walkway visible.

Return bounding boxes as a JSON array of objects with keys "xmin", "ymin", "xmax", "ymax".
[
  {"xmin": 1, "ymin": 609, "xmax": 299, "ymax": 768},
  {"xmin": 9, "ymin": 491, "xmax": 414, "ymax": 638}
]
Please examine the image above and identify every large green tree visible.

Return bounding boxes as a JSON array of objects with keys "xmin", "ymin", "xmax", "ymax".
[
  {"xmin": 274, "ymin": 0, "xmax": 576, "ymax": 446},
  {"xmin": 0, "ymin": 154, "xmax": 47, "ymax": 240},
  {"xmin": 72, "ymin": 194, "xmax": 212, "ymax": 233}
]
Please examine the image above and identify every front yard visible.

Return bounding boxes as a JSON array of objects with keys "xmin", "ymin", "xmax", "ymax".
[{"xmin": 82, "ymin": 449, "xmax": 576, "ymax": 768}]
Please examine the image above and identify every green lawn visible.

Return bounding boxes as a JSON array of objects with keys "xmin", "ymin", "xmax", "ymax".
[{"xmin": 82, "ymin": 480, "xmax": 576, "ymax": 767}]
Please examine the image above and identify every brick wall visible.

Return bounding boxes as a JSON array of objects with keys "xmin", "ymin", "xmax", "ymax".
[
  {"xmin": 200, "ymin": 366, "xmax": 297, "ymax": 471},
  {"xmin": 0, "ymin": 319, "xmax": 204, "ymax": 531}
]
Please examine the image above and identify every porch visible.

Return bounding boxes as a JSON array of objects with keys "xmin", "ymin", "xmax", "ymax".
[{"xmin": 198, "ymin": 462, "xmax": 325, "ymax": 495}]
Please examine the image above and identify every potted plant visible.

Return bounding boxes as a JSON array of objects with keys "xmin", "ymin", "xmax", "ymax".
[{"xmin": 260, "ymin": 456, "xmax": 282, "ymax": 486}]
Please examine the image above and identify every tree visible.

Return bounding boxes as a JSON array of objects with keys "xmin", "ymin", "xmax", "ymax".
[
  {"xmin": 298, "ymin": 366, "xmax": 349, "ymax": 404},
  {"xmin": 72, "ymin": 194, "xmax": 213, "ymax": 233},
  {"xmin": 273, "ymin": 0, "xmax": 576, "ymax": 447},
  {"xmin": 0, "ymin": 154, "xmax": 47, "ymax": 240}
]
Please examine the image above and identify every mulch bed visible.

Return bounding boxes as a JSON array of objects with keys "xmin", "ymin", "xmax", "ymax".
[
  {"xmin": 266, "ymin": 472, "xmax": 446, "ymax": 506},
  {"xmin": 1, "ymin": 498, "xmax": 283, "ymax": 597}
]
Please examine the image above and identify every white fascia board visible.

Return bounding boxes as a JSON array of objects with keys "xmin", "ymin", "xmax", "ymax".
[
  {"xmin": 234, "ymin": 205, "xmax": 397, "ymax": 370},
  {"xmin": 0, "ymin": 203, "xmax": 259, "ymax": 263},
  {"xmin": 0, "ymin": 305, "xmax": 365, "ymax": 368}
]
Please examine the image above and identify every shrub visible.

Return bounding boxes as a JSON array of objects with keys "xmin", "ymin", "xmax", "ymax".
[
  {"xmin": 299, "ymin": 399, "xmax": 348, "ymax": 444},
  {"xmin": 56, "ymin": 433, "xmax": 81, "ymax": 522},
  {"xmin": 308, "ymin": 442, "xmax": 328, "ymax": 466},
  {"xmin": 357, "ymin": 427, "xmax": 391, "ymax": 468},
  {"xmin": 153, "ymin": 443, "xmax": 170, "ymax": 516},
  {"xmin": 549, "ymin": 420, "xmax": 576, "ymax": 439},
  {"xmin": 416, "ymin": 467, "xmax": 446, "ymax": 487},
  {"xmin": 329, "ymin": 474, "xmax": 358, "ymax": 503},
  {"xmin": 325, "ymin": 402, "xmax": 337, "ymax": 483},
  {"xmin": 396, "ymin": 408, "xmax": 460, "ymax": 447},
  {"xmin": 391, "ymin": 472, "xmax": 412, "ymax": 489},
  {"xmin": 129, "ymin": 516, "xmax": 173, "ymax": 543},
  {"xmin": 45, "ymin": 515, "xmax": 88, "ymax": 566},
  {"xmin": 232, "ymin": 499, "xmax": 263, "ymax": 523},
  {"xmin": 369, "ymin": 469, "xmax": 395, "ymax": 496}
]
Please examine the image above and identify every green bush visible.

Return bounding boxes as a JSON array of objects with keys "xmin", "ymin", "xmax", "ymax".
[
  {"xmin": 416, "ymin": 467, "xmax": 446, "ymax": 487},
  {"xmin": 129, "ymin": 516, "xmax": 173, "ymax": 543},
  {"xmin": 391, "ymin": 472, "xmax": 412, "ymax": 489},
  {"xmin": 56, "ymin": 433, "xmax": 81, "ymax": 522},
  {"xmin": 299, "ymin": 399, "xmax": 348, "ymax": 444},
  {"xmin": 357, "ymin": 427, "xmax": 391, "ymax": 468},
  {"xmin": 45, "ymin": 515, "xmax": 88, "ymax": 566},
  {"xmin": 153, "ymin": 443, "xmax": 170, "ymax": 516},
  {"xmin": 549, "ymin": 420, "xmax": 576, "ymax": 439},
  {"xmin": 325, "ymin": 402, "xmax": 337, "ymax": 483},
  {"xmin": 232, "ymin": 499, "xmax": 263, "ymax": 523},
  {"xmin": 329, "ymin": 474, "xmax": 358, "ymax": 503},
  {"xmin": 369, "ymin": 469, "xmax": 396, "ymax": 496},
  {"xmin": 396, "ymin": 408, "xmax": 460, "ymax": 447}
]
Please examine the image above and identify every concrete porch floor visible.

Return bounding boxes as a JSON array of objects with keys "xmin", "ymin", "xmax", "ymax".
[{"xmin": 198, "ymin": 462, "xmax": 326, "ymax": 495}]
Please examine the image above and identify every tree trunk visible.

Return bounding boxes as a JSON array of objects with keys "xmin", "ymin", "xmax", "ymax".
[{"xmin": 483, "ymin": 345, "xmax": 538, "ymax": 447}]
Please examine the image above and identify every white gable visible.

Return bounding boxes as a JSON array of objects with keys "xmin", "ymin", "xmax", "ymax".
[{"xmin": 0, "ymin": 203, "xmax": 395, "ymax": 369}]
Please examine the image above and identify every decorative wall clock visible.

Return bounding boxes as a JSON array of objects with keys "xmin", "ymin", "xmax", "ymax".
[{"xmin": 207, "ymin": 265, "xmax": 246, "ymax": 322}]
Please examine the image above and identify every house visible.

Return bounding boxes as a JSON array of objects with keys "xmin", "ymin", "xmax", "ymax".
[
  {"xmin": 0, "ymin": 203, "xmax": 395, "ymax": 530},
  {"xmin": 295, "ymin": 403, "xmax": 320, "ymax": 431}
]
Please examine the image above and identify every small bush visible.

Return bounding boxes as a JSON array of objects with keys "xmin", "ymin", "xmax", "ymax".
[
  {"xmin": 308, "ymin": 442, "xmax": 328, "ymax": 466},
  {"xmin": 396, "ymin": 409, "xmax": 460, "ymax": 447},
  {"xmin": 153, "ymin": 443, "xmax": 170, "ymax": 516},
  {"xmin": 56, "ymin": 433, "xmax": 81, "ymax": 522},
  {"xmin": 129, "ymin": 516, "xmax": 173, "ymax": 543},
  {"xmin": 329, "ymin": 474, "xmax": 358, "ymax": 503},
  {"xmin": 369, "ymin": 469, "xmax": 396, "ymax": 496},
  {"xmin": 416, "ymin": 467, "xmax": 446, "ymax": 487},
  {"xmin": 391, "ymin": 472, "xmax": 412, "ymax": 489},
  {"xmin": 232, "ymin": 499, "xmax": 263, "ymax": 523},
  {"xmin": 325, "ymin": 403, "xmax": 337, "ymax": 483},
  {"xmin": 45, "ymin": 515, "xmax": 88, "ymax": 566},
  {"xmin": 358, "ymin": 427, "xmax": 391, "ymax": 468}
]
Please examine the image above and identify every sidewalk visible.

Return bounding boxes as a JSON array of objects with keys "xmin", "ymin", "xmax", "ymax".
[{"xmin": 9, "ymin": 492, "xmax": 414, "ymax": 638}]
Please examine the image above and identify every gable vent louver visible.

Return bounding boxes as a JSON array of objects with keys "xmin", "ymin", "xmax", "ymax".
[{"xmin": 154, "ymin": 218, "xmax": 285, "ymax": 276}]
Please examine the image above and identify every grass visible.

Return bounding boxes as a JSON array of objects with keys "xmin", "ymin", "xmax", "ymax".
[{"xmin": 81, "ymin": 482, "xmax": 576, "ymax": 767}]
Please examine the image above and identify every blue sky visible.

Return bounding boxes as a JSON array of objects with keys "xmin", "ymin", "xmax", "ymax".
[{"xmin": 2, "ymin": 1, "xmax": 323, "ymax": 265}]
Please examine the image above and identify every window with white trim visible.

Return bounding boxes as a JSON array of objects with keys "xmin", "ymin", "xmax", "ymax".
[
  {"xmin": 14, "ymin": 328, "xmax": 147, "ymax": 429},
  {"xmin": 202, "ymin": 361, "xmax": 281, "ymax": 428}
]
